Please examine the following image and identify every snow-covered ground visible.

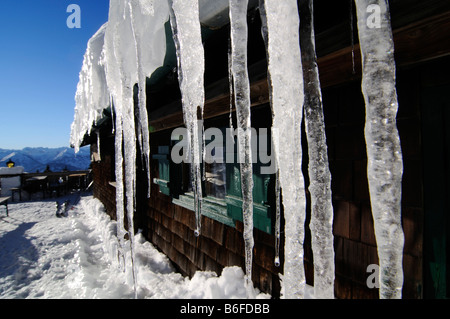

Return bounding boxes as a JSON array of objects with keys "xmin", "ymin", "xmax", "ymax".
[{"xmin": 0, "ymin": 193, "xmax": 271, "ymax": 299}]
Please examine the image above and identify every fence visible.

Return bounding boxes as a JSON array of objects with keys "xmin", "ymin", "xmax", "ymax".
[{"xmin": 0, "ymin": 170, "xmax": 92, "ymax": 201}]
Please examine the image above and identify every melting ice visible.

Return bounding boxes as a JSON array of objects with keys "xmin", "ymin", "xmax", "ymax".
[
  {"xmin": 355, "ymin": 0, "xmax": 404, "ymax": 299},
  {"xmin": 299, "ymin": 0, "xmax": 335, "ymax": 299},
  {"xmin": 168, "ymin": 0, "xmax": 205, "ymax": 237},
  {"xmin": 70, "ymin": 0, "xmax": 405, "ymax": 300},
  {"xmin": 229, "ymin": 0, "xmax": 255, "ymax": 299},
  {"xmin": 262, "ymin": 0, "xmax": 307, "ymax": 299}
]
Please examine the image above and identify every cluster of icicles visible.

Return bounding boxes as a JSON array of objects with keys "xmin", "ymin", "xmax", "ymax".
[{"xmin": 71, "ymin": 0, "xmax": 404, "ymax": 299}]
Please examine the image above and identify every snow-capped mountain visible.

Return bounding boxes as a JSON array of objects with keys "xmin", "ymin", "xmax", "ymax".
[{"xmin": 0, "ymin": 147, "xmax": 91, "ymax": 173}]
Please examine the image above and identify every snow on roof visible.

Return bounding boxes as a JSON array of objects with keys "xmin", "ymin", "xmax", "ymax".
[
  {"xmin": 69, "ymin": 0, "xmax": 262, "ymax": 153},
  {"xmin": 70, "ymin": 0, "xmax": 172, "ymax": 153},
  {"xmin": 70, "ymin": 23, "xmax": 109, "ymax": 153}
]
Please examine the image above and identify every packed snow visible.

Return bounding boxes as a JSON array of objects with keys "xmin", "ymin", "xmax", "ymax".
[{"xmin": 0, "ymin": 194, "xmax": 270, "ymax": 299}]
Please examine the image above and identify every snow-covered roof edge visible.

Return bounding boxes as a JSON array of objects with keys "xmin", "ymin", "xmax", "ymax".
[
  {"xmin": 69, "ymin": 0, "xmax": 262, "ymax": 153},
  {"xmin": 70, "ymin": 23, "xmax": 109, "ymax": 153}
]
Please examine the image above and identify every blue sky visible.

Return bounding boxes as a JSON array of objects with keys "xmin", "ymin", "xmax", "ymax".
[{"xmin": 0, "ymin": 0, "xmax": 110, "ymax": 149}]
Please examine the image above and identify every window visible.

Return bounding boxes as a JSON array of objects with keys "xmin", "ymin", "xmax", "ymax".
[
  {"xmin": 152, "ymin": 146, "xmax": 171, "ymax": 196},
  {"xmin": 154, "ymin": 108, "xmax": 276, "ymax": 234},
  {"xmin": 225, "ymin": 128, "xmax": 274, "ymax": 234},
  {"xmin": 170, "ymin": 126, "xmax": 234, "ymax": 227},
  {"xmin": 204, "ymin": 147, "xmax": 226, "ymax": 199}
]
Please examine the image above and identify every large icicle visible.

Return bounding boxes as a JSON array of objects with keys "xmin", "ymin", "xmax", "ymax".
[
  {"xmin": 113, "ymin": 108, "xmax": 127, "ymax": 272},
  {"xmin": 129, "ymin": 0, "xmax": 169, "ymax": 198},
  {"xmin": 103, "ymin": 0, "xmax": 169, "ymax": 297},
  {"xmin": 104, "ymin": 0, "xmax": 139, "ymax": 296},
  {"xmin": 103, "ymin": 0, "xmax": 127, "ymax": 276},
  {"xmin": 168, "ymin": 0, "xmax": 205, "ymax": 236},
  {"xmin": 229, "ymin": 0, "xmax": 255, "ymax": 299},
  {"xmin": 258, "ymin": 0, "xmax": 281, "ymax": 268},
  {"xmin": 299, "ymin": 0, "xmax": 335, "ymax": 299},
  {"xmin": 71, "ymin": 0, "xmax": 169, "ymax": 296},
  {"xmin": 263, "ymin": 0, "xmax": 307, "ymax": 298},
  {"xmin": 355, "ymin": 0, "xmax": 404, "ymax": 299}
]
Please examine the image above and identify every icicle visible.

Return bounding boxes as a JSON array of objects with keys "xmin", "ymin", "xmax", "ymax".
[
  {"xmin": 228, "ymin": 39, "xmax": 234, "ymax": 132},
  {"xmin": 113, "ymin": 109, "xmax": 127, "ymax": 273},
  {"xmin": 96, "ymin": 130, "xmax": 102, "ymax": 161},
  {"xmin": 110, "ymin": 95, "xmax": 116, "ymax": 134},
  {"xmin": 258, "ymin": 0, "xmax": 279, "ymax": 268},
  {"xmin": 229, "ymin": 0, "xmax": 255, "ymax": 299},
  {"xmin": 168, "ymin": 0, "xmax": 205, "ymax": 236},
  {"xmin": 128, "ymin": 0, "xmax": 169, "ymax": 198},
  {"xmin": 202, "ymin": 123, "xmax": 206, "ymax": 182},
  {"xmin": 263, "ymin": 0, "xmax": 307, "ymax": 299},
  {"xmin": 101, "ymin": 0, "xmax": 170, "ymax": 297},
  {"xmin": 129, "ymin": 2, "xmax": 145, "ymax": 199},
  {"xmin": 354, "ymin": 0, "xmax": 404, "ymax": 299},
  {"xmin": 72, "ymin": 0, "xmax": 169, "ymax": 297},
  {"xmin": 299, "ymin": 0, "xmax": 335, "ymax": 299},
  {"xmin": 104, "ymin": 0, "xmax": 137, "ymax": 297},
  {"xmin": 258, "ymin": 0, "xmax": 268, "ymax": 45},
  {"xmin": 274, "ymin": 166, "xmax": 281, "ymax": 268},
  {"xmin": 104, "ymin": 0, "xmax": 125, "ymax": 277},
  {"xmin": 350, "ymin": 0, "xmax": 356, "ymax": 75},
  {"xmin": 122, "ymin": 86, "xmax": 138, "ymax": 299},
  {"xmin": 123, "ymin": 2, "xmax": 139, "ymax": 298},
  {"xmin": 129, "ymin": 7, "xmax": 149, "ymax": 202}
]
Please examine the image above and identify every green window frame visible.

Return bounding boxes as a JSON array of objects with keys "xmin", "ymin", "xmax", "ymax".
[
  {"xmin": 152, "ymin": 146, "xmax": 171, "ymax": 196},
  {"xmin": 154, "ymin": 126, "xmax": 275, "ymax": 234},
  {"xmin": 225, "ymin": 129, "xmax": 274, "ymax": 234}
]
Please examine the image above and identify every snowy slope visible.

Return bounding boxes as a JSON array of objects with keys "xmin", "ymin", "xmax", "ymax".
[
  {"xmin": 0, "ymin": 147, "xmax": 90, "ymax": 173},
  {"xmin": 0, "ymin": 195, "xmax": 273, "ymax": 299}
]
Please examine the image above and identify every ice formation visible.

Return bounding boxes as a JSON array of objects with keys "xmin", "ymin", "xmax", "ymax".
[
  {"xmin": 70, "ymin": 0, "xmax": 405, "ymax": 300},
  {"xmin": 129, "ymin": 0, "xmax": 167, "ymax": 198},
  {"xmin": 355, "ymin": 0, "xmax": 405, "ymax": 299},
  {"xmin": 105, "ymin": 0, "xmax": 138, "ymax": 295},
  {"xmin": 71, "ymin": 0, "xmax": 169, "ymax": 298},
  {"xmin": 70, "ymin": 24, "xmax": 109, "ymax": 154},
  {"xmin": 299, "ymin": 0, "xmax": 335, "ymax": 299},
  {"xmin": 258, "ymin": 0, "xmax": 282, "ymax": 269},
  {"xmin": 262, "ymin": 0, "xmax": 307, "ymax": 298},
  {"xmin": 229, "ymin": 0, "xmax": 255, "ymax": 298},
  {"xmin": 168, "ymin": 0, "xmax": 205, "ymax": 237}
]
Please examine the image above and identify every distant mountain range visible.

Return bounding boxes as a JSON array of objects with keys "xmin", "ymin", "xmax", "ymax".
[{"xmin": 0, "ymin": 147, "xmax": 91, "ymax": 173}]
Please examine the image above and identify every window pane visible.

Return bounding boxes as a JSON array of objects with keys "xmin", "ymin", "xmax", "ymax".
[{"xmin": 205, "ymin": 161, "xmax": 226, "ymax": 199}]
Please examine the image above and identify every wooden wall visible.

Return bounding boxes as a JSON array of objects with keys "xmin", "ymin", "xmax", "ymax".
[
  {"xmin": 91, "ymin": 130, "xmax": 282, "ymax": 296},
  {"xmin": 91, "ymin": 136, "xmax": 116, "ymax": 220},
  {"xmin": 145, "ymin": 130, "xmax": 282, "ymax": 297}
]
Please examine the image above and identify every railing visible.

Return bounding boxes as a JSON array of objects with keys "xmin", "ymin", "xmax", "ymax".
[{"xmin": 0, "ymin": 170, "xmax": 92, "ymax": 201}]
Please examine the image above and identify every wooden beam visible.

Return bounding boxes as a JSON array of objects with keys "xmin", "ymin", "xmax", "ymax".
[
  {"xmin": 393, "ymin": 12, "xmax": 450, "ymax": 66},
  {"xmin": 150, "ymin": 77, "xmax": 269, "ymax": 132},
  {"xmin": 318, "ymin": 11, "xmax": 450, "ymax": 88},
  {"xmin": 149, "ymin": 11, "xmax": 450, "ymax": 133}
]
